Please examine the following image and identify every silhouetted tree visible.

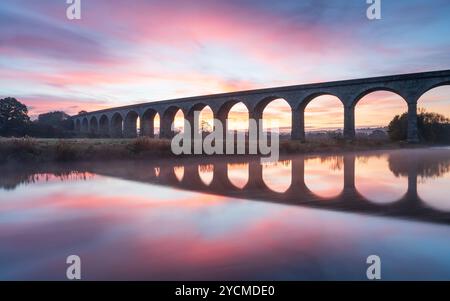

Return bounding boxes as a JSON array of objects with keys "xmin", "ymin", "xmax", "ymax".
[
  {"xmin": 78, "ymin": 110, "xmax": 88, "ymax": 115},
  {"xmin": 38, "ymin": 111, "xmax": 69, "ymax": 125},
  {"xmin": 38, "ymin": 111, "xmax": 72, "ymax": 130},
  {"xmin": 0, "ymin": 97, "xmax": 30, "ymax": 136},
  {"xmin": 388, "ymin": 109, "xmax": 450, "ymax": 143}
]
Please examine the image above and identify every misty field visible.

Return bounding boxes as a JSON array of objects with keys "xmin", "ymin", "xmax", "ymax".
[{"xmin": 0, "ymin": 136, "xmax": 409, "ymax": 164}]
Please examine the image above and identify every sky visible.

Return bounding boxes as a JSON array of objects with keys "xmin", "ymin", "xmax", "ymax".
[{"xmin": 1, "ymin": 0, "xmax": 450, "ymax": 130}]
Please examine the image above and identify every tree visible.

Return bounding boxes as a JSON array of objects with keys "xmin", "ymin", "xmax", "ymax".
[
  {"xmin": 0, "ymin": 97, "xmax": 30, "ymax": 136},
  {"xmin": 38, "ymin": 111, "xmax": 71, "ymax": 130},
  {"xmin": 388, "ymin": 109, "xmax": 450, "ymax": 143},
  {"xmin": 78, "ymin": 110, "xmax": 88, "ymax": 115}
]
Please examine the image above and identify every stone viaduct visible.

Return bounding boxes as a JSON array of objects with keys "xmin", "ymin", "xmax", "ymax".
[{"xmin": 72, "ymin": 70, "xmax": 450, "ymax": 142}]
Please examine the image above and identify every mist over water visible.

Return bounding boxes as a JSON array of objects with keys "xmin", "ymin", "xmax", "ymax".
[{"xmin": 1, "ymin": 148, "xmax": 450, "ymax": 280}]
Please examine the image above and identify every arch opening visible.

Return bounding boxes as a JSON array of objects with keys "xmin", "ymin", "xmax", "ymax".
[
  {"xmin": 154, "ymin": 113, "xmax": 160, "ymax": 138},
  {"xmin": 187, "ymin": 104, "xmax": 215, "ymax": 136},
  {"xmin": 141, "ymin": 108, "xmax": 158, "ymax": 138},
  {"xmin": 261, "ymin": 98, "xmax": 291, "ymax": 140},
  {"xmin": 226, "ymin": 102, "xmax": 249, "ymax": 135},
  {"xmin": 355, "ymin": 91, "xmax": 407, "ymax": 140},
  {"xmin": 124, "ymin": 111, "xmax": 139, "ymax": 138},
  {"xmin": 304, "ymin": 94, "xmax": 344, "ymax": 140},
  {"xmin": 416, "ymin": 85, "xmax": 450, "ymax": 143},
  {"xmin": 161, "ymin": 106, "xmax": 183, "ymax": 138}
]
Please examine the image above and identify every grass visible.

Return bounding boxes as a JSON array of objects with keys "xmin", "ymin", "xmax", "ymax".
[
  {"xmin": 0, "ymin": 136, "xmax": 412, "ymax": 164},
  {"xmin": 0, "ymin": 137, "xmax": 172, "ymax": 164}
]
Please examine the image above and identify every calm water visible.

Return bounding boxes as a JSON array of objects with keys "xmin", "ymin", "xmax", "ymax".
[{"xmin": 1, "ymin": 148, "xmax": 450, "ymax": 280}]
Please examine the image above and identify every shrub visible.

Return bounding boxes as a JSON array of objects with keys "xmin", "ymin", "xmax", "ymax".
[
  {"xmin": 127, "ymin": 137, "xmax": 171, "ymax": 154},
  {"xmin": 55, "ymin": 140, "xmax": 77, "ymax": 161},
  {"xmin": 388, "ymin": 109, "xmax": 450, "ymax": 143},
  {"xmin": 4, "ymin": 137, "xmax": 41, "ymax": 161}
]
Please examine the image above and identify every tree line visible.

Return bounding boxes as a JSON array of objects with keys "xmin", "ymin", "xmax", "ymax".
[
  {"xmin": 0, "ymin": 97, "xmax": 78, "ymax": 138},
  {"xmin": 388, "ymin": 109, "xmax": 450, "ymax": 144}
]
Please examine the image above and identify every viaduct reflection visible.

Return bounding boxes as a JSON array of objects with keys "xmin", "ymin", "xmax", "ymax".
[
  {"xmin": 83, "ymin": 150, "xmax": 450, "ymax": 224},
  {"xmin": 1, "ymin": 149, "xmax": 450, "ymax": 224}
]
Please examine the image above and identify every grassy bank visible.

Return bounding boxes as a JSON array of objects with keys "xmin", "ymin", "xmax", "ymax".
[
  {"xmin": 0, "ymin": 137, "xmax": 171, "ymax": 163},
  {"xmin": 0, "ymin": 137, "xmax": 415, "ymax": 164}
]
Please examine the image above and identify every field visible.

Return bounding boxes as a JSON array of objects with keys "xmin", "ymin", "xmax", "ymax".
[{"xmin": 0, "ymin": 136, "xmax": 412, "ymax": 164}]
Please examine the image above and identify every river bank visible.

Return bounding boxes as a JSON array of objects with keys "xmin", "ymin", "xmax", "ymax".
[{"xmin": 0, "ymin": 137, "xmax": 423, "ymax": 164}]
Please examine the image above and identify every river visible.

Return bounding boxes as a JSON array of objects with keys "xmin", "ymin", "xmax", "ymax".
[{"xmin": 1, "ymin": 147, "xmax": 450, "ymax": 280}]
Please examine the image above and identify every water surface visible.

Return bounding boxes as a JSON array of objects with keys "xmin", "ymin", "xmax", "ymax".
[{"xmin": 1, "ymin": 148, "xmax": 450, "ymax": 280}]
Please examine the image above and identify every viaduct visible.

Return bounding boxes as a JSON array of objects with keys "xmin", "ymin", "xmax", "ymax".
[{"xmin": 72, "ymin": 70, "xmax": 450, "ymax": 142}]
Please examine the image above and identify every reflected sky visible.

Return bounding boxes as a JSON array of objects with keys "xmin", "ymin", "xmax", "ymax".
[
  {"xmin": 304, "ymin": 157, "xmax": 344, "ymax": 198},
  {"xmin": 1, "ymin": 148, "xmax": 450, "ymax": 280},
  {"xmin": 262, "ymin": 161, "xmax": 291, "ymax": 193},
  {"xmin": 355, "ymin": 155, "xmax": 408, "ymax": 204},
  {"xmin": 227, "ymin": 163, "xmax": 249, "ymax": 189},
  {"xmin": 419, "ymin": 170, "xmax": 450, "ymax": 212}
]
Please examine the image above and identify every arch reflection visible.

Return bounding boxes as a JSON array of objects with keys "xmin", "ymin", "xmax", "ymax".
[
  {"xmin": 174, "ymin": 166, "xmax": 184, "ymax": 182},
  {"xmin": 418, "ymin": 172, "xmax": 450, "ymax": 212},
  {"xmin": 227, "ymin": 163, "xmax": 249, "ymax": 189},
  {"xmin": 4, "ymin": 149, "xmax": 450, "ymax": 224},
  {"xmin": 198, "ymin": 164, "xmax": 214, "ymax": 186},
  {"xmin": 355, "ymin": 155, "xmax": 407, "ymax": 204},
  {"xmin": 304, "ymin": 156, "xmax": 344, "ymax": 198},
  {"xmin": 262, "ymin": 160, "xmax": 291, "ymax": 193}
]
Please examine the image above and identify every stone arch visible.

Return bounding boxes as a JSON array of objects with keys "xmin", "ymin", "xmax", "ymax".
[
  {"xmin": 124, "ymin": 110, "xmax": 139, "ymax": 138},
  {"xmin": 297, "ymin": 92, "xmax": 345, "ymax": 110},
  {"xmin": 417, "ymin": 80, "xmax": 450, "ymax": 100},
  {"xmin": 161, "ymin": 106, "xmax": 183, "ymax": 138},
  {"xmin": 292, "ymin": 92, "xmax": 344, "ymax": 142},
  {"xmin": 351, "ymin": 87, "xmax": 407, "ymax": 108},
  {"xmin": 75, "ymin": 119, "xmax": 81, "ymax": 132},
  {"xmin": 110, "ymin": 112, "xmax": 123, "ymax": 138},
  {"xmin": 141, "ymin": 108, "xmax": 158, "ymax": 138},
  {"xmin": 99, "ymin": 115, "xmax": 109, "ymax": 136},
  {"xmin": 187, "ymin": 103, "xmax": 214, "ymax": 135},
  {"xmin": 81, "ymin": 117, "xmax": 89, "ymax": 133},
  {"xmin": 417, "ymin": 82, "xmax": 450, "ymax": 119},
  {"xmin": 254, "ymin": 96, "xmax": 288, "ymax": 116},
  {"xmin": 89, "ymin": 116, "xmax": 98, "ymax": 134},
  {"xmin": 216, "ymin": 99, "xmax": 250, "ymax": 120}
]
